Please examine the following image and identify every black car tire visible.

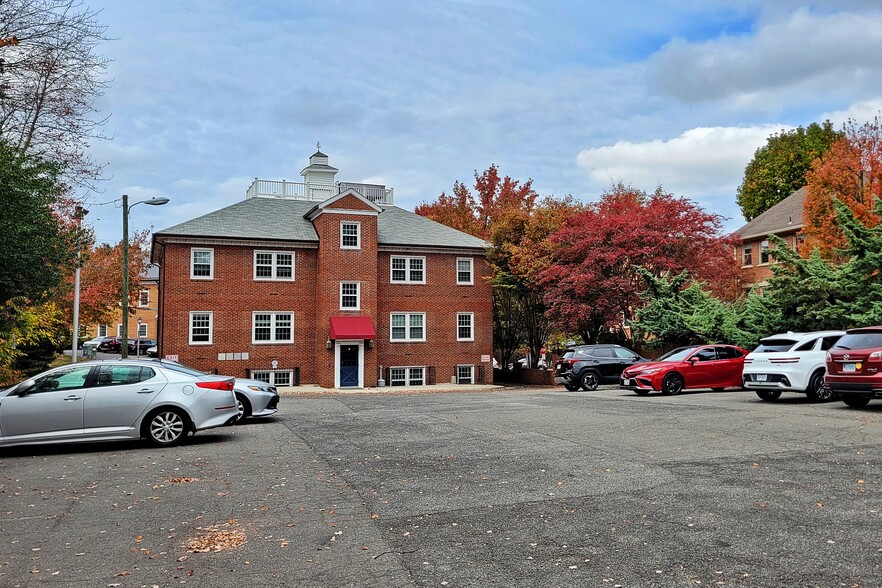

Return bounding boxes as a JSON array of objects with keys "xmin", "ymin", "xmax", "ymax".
[
  {"xmin": 143, "ymin": 408, "xmax": 190, "ymax": 447},
  {"xmin": 563, "ymin": 382, "xmax": 581, "ymax": 391},
  {"xmin": 580, "ymin": 370, "xmax": 600, "ymax": 391},
  {"xmin": 805, "ymin": 370, "xmax": 833, "ymax": 402},
  {"xmin": 756, "ymin": 390, "xmax": 782, "ymax": 402},
  {"xmin": 234, "ymin": 393, "xmax": 252, "ymax": 423},
  {"xmin": 661, "ymin": 373, "xmax": 684, "ymax": 395},
  {"xmin": 841, "ymin": 396, "xmax": 871, "ymax": 408}
]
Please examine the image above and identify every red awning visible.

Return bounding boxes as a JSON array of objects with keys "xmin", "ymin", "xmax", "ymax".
[{"xmin": 329, "ymin": 316, "xmax": 376, "ymax": 340}]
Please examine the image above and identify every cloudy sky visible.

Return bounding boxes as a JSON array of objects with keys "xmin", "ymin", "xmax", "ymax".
[{"xmin": 82, "ymin": 0, "xmax": 882, "ymax": 244}]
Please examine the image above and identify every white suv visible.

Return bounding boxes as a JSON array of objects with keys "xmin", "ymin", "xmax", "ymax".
[{"xmin": 743, "ymin": 330, "xmax": 845, "ymax": 402}]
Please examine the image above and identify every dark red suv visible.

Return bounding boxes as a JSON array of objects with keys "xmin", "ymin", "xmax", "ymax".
[{"xmin": 825, "ymin": 326, "xmax": 882, "ymax": 408}]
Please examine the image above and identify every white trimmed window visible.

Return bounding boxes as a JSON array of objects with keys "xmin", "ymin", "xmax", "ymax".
[
  {"xmin": 117, "ymin": 324, "xmax": 123, "ymax": 337},
  {"xmin": 137, "ymin": 323, "xmax": 148, "ymax": 337},
  {"xmin": 191, "ymin": 248, "xmax": 214, "ymax": 279},
  {"xmin": 252, "ymin": 370, "xmax": 292, "ymax": 387},
  {"xmin": 189, "ymin": 311, "xmax": 213, "ymax": 345},
  {"xmin": 340, "ymin": 282, "xmax": 360, "ymax": 310},
  {"xmin": 252, "ymin": 312, "xmax": 294, "ymax": 344},
  {"xmin": 456, "ymin": 312, "xmax": 474, "ymax": 341},
  {"xmin": 742, "ymin": 245, "xmax": 753, "ymax": 266},
  {"xmin": 390, "ymin": 312, "xmax": 425, "ymax": 342},
  {"xmin": 456, "ymin": 258, "xmax": 473, "ymax": 285},
  {"xmin": 254, "ymin": 251, "xmax": 294, "ymax": 281},
  {"xmin": 760, "ymin": 240, "xmax": 771, "ymax": 264},
  {"xmin": 341, "ymin": 221, "xmax": 360, "ymax": 249},
  {"xmin": 457, "ymin": 365, "xmax": 474, "ymax": 384},
  {"xmin": 390, "ymin": 256, "xmax": 425, "ymax": 284},
  {"xmin": 390, "ymin": 366, "xmax": 425, "ymax": 386},
  {"xmin": 98, "ymin": 324, "xmax": 108, "ymax": 337},
  {"xmin": 138, "ymin": 290, "xmax": 149, "ymax": 307}
]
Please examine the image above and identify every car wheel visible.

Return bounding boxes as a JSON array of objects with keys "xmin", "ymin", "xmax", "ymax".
[
  {"xmin": 143, "ymin": 408, "xmax": 189, "ymax": 447},
  {"xmin": 841, "ymin": 396, "xmax": 871, "ymax": 408},
  {"xmin": 633, "ymin": 389, "xmax": 649, "ymax": 396},
  {"xmin": 563, "ymin": 382, "xmax": 581, "ymax": 391},
  {"xmin": 661, "ymin": 373, "xmax": 683, "ymax": 395},
  {"xmin": 234, "ymin": 393, "xmax": 252, "ymax": 423},
  {"xmin": 580, "ymin": 371, "xmax": 599, "ymax": 391},
  {"xmin": 805, "ymin": 370, "xmax": 833, "ymax": 402},
  {"xmin": 756, "ymin": 390, "xmax": 782, "ymax": 402}
]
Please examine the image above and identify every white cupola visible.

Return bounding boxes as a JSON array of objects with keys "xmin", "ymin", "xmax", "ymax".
[{"xmin": 300, "ymin": 144, "xmax": 338, "ymax": 186}]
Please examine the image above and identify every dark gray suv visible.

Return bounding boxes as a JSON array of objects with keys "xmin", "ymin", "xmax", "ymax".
[{"xmin": 554, "ymin": 344, "xmax": 648, "ymax": 391}]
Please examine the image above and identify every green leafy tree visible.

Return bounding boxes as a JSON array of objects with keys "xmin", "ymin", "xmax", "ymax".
[
  {"xmin": 737, "ymin": 121, "xmax": 841, "ymax": 221},
  {"xmin": 0, "ymin": 141, "xmax": 77, "ymax": 381}
]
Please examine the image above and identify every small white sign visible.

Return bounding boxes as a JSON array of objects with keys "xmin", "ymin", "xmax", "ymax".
[
  {"xmin": 481, "ymin": 354, "xmax": 491, "ymax": 363},
  {"xmin": 271, "ymin": 359, "xmax": 279, "ymax": 369},
  {"xmin": 165, "ymin": 354, "xmax": 179, "ymax": 361}
]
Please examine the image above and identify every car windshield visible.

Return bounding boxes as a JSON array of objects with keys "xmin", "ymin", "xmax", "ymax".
[
  {"xmin": 833, "ymin": 332, "xmax": 882, "ymax": 350},
  {"xmin": 753, "ymin": 339, "xmax": 798, "ymax": 353},
  {"xmin": 654, "ymin": 346, "xmax": 701, "ymax": 362},
  {"xmin": 159, "ymin": 360, "xmax": 210, "ymax": 377}
]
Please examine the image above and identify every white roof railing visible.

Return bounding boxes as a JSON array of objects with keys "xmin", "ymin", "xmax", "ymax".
[{"xmin": 246, "ymin": 179, "xmax": 393, "ymax": 205}]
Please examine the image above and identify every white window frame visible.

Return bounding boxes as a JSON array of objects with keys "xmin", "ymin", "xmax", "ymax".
[
  {"xmin": 390, "ymin": 312, "xmax": 426, "ymax": 342},
  {"xmin": 251, "ymin": 311, "xmax": 294, "ymax": 344},
  {"xmin": 389, "ymin": 366, "xmax": 426, "ymax": 386},
  {"xmin": 253, "ymin": 250, "xmax": 295, "ymax": 281},
  {"xmin": 742, "ymin": 245, "xmax": 753, "ymax": 267},
  {"xmin": 390, "ymin": 256, "xmax": 426, "ymax": 284},
  {"xmin": 251, "ymin": 370, "xmax": 293, "ymax": 387},
  {"xmin": 117, "ymin": 324, "xmax": 123, "ymax": 337},
  {"xmin": 138, "ymin": 290, "xmax": 149, "ymax": 307},
  {"xmin": 137, "ymin": 323, "xmax": 148, "ymax": 338},
  {"xmin": 760, "ymin": 240, "xmax": 771, "ymax": 265},
  {"xmin": 189, "ymin": 311, "xmax": 213, "ymax": 345},
  {"xmin": 341, "ymin": 221, "xmax": 361, "ymax": 250},
  {"xmin": 456, "ymin": 312, "xmax": 474, "ymax": 341},
  {"xmin": 98, "ymin": 324, "xmax": 108, "ymax": 337},
  {"xmin": 191, "ymin": 248, "xmax": 214, "ymax": 280},
  {"xmin": 456, "ymin": 258, "xmax": 474, "ymax": 285},
  {"xmin": 457, "ymin": 365, "xmax": 474, "ymax": 384},
  {"xmin": 340, "ymin": 282, "xmax": 360, "ymax": 310}
]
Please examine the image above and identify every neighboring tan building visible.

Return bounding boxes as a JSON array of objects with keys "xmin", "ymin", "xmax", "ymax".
[
  {"xmin": 733, "ymin": 187, "xmax": 806, "ymax": 294},
  {"xmin": 150, "ymin": 150, "xmax": 493, "ymax": 389},
  {"xmin": 86, "ymin": 264, "xmax": 160, "ymax": 341}
]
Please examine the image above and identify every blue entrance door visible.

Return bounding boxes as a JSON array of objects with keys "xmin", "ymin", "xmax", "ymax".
[{"xmin": 339, "ymin": 345, "xmax": 359, "ymax": 387}]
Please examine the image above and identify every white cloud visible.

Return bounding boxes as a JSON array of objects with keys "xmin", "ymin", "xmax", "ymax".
[
  {"xmin": 651, "ymin": 8, "xmax": 882, "ymax": 105},
  {"xmin": 576, "ymin": 125, "xmax": 788, "ymax": 201},
  {"xmin": 822, "ymin": 98, "xmax": 882, "ymax": 126}
]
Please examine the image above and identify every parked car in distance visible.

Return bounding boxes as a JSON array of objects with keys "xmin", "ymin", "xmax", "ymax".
[
  {"xmin": 825, "ymin": 326, "xmax": 882, "ymax": 408},
  {"xmin": 554, "ymin": 344, "xmax": 648, "ymax": 391},
  {"xmin": 0, "ymin": 359, "xmax": 239, "ymax": 448},
  {"xmin": 233, "ymin": 378, "xmax": 280, "ymax": 422},
  {"xmin": 146, "ymin": 344, "xmax": 158, "ymax": 358},
  {"xmin": 743, "ymin": 330, "xmax": 844, "ymax": 402},
  {"xmin": 82, "ymin": 336, "xmax": 117, "ymax": 353},
  {"xmin": 620, "ymin": 344, "xmax": 748, "ymax": 395},
  {"xmin": 128, "ymin": 338, "xmax": 157, "ymax": 355}
]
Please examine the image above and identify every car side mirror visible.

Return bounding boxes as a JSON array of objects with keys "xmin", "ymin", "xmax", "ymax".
[
  {"xmin": 687, "ymin": 357, "xmax": 698, "ymax": 365},
  {"xmin": 14, "ymin": 381, "xmax": 35, "ymax": 396}
]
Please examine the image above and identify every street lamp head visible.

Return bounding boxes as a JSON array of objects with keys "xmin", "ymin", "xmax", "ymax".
[{"xmin": 143, "ymin": 197, "xmax": 170, "ymax": 206}]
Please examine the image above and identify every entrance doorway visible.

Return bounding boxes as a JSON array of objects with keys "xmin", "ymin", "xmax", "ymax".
[{"xmin": 335, "ymin": 341, "xmax": 364, "ymax": 388}]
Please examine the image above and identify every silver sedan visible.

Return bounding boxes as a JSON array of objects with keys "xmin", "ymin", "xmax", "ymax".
[
  {"xmin": 233, "ymin": 378, "xmax": 280, "ymax": 422},
  {"xmin": 0, "ymin": 359, "xmax": 239, "ymax": 448}
]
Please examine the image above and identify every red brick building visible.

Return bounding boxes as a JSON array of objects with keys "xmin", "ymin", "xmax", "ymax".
[
  {"xmin": 733, "ymin": 187, "xmax": 806, "ymax": 294},
  {"xmin": 150, "ymin": 151, "xmax": 492, "ymax": 388}
]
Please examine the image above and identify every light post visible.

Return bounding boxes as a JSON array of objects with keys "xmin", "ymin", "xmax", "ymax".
[
  {"xmin": 121, "ymin": 194, "xmax": 169, "ymax": 359},
  {"xmin": 71, "ymin": 205, "xmax": 88, "ymax": 363},
  {"xmin": 136, "ymin": 317, "xmax": 143, "ymax": 357}
]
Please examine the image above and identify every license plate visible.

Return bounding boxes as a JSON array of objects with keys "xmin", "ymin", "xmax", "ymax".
[
  {"xmin": 843, "ymin": 363, "xmax": 856, "ymax": 372},
  {"xmin": 623, "ymin": 379, "xmax": 633, "ymax": 386},
  {"xmin": 756, "ymin": 374, "xmax": 767, "ymax": 382}
]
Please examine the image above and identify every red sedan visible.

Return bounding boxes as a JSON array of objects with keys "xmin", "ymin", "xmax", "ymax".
[{"xmin": 620, "ymin": 344, "xmax": 748, "ymax": 396}]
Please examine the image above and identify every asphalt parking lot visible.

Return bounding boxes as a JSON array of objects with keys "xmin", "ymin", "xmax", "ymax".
[{"xmin": 2, "ymin": 385, "xmax": 881, "ymax": 587}]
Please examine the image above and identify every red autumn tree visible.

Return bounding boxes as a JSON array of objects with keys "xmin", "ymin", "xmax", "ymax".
[
  {"xmin": 415, "ymin": 164, "xmax": 538, "ymax": 240},
  {"xmin": 539, "ymin": 184, "xmax": 737, "ymax": 344},
  {"xmin": 803, "ymin": 117, "xmax": 882, "ymax": 260}
]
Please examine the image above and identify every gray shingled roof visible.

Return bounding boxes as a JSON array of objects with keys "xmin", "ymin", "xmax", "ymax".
[
  {"xmin": 734, "ymin": 187, "xmax": 806, "ymax": 240},
  {"xmin": 154, "ymin": 197, "xmax": 488, "ymax": 250}
]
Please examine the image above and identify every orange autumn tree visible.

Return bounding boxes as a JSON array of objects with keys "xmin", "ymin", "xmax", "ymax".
[{"xmin": 803, "ymin": 117, "xmax": 882, "ymax": 260}]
